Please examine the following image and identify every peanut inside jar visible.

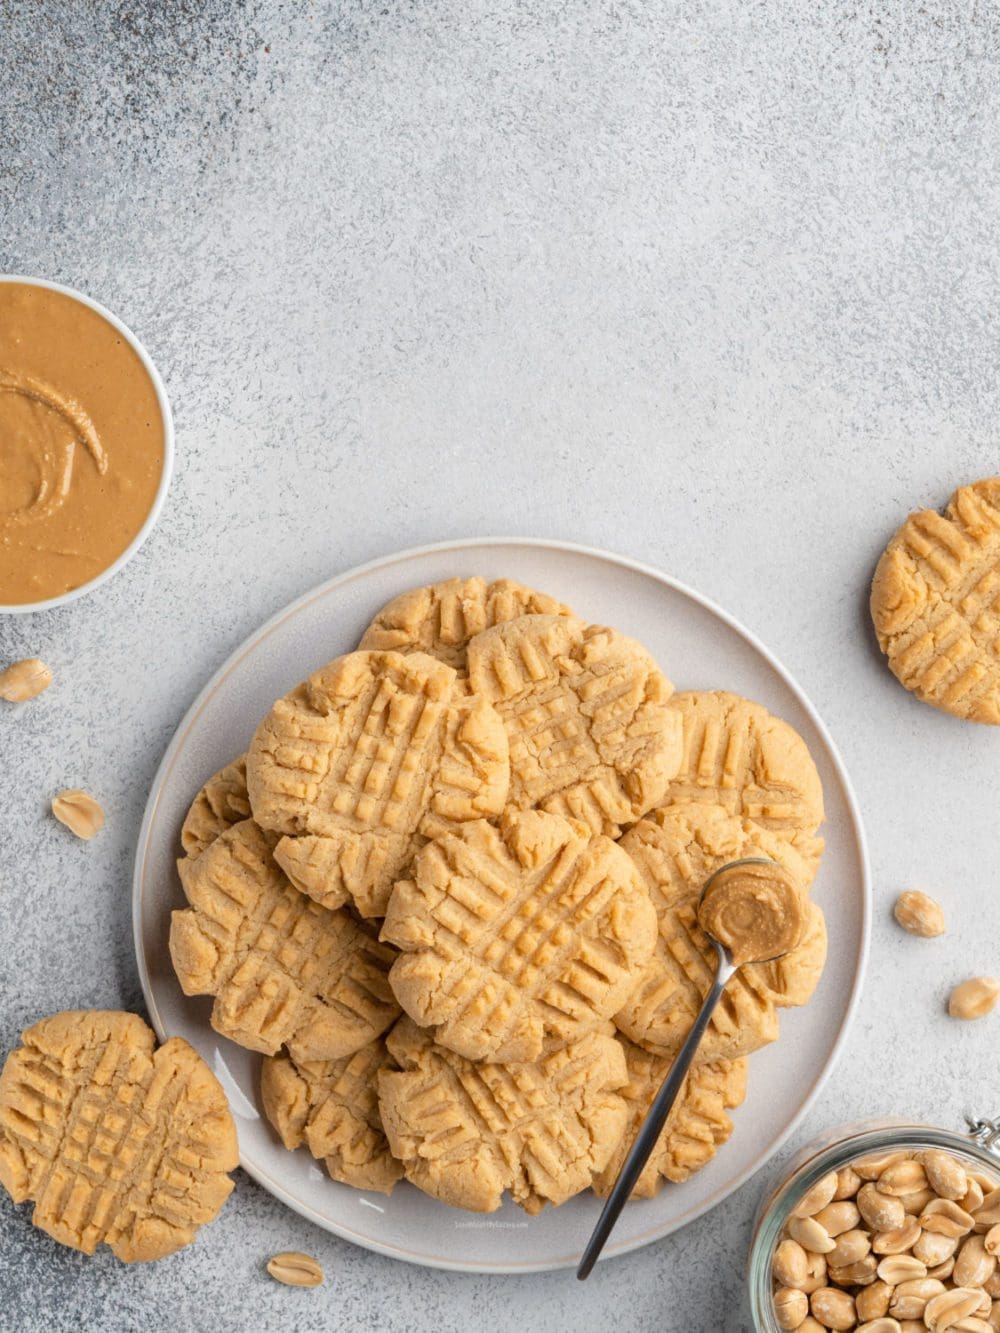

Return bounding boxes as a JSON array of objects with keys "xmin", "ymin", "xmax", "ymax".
[{"xmin": 697, "ymin": 859, "xmax": 806, "ymax": 965}]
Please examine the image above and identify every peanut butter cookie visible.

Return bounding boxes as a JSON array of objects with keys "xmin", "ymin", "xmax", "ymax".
[
  {"xmin": 246, "ymin": 650, "xmax": 509, "ymax": 918},
  {"xmin": 466, "ymin": 614, "xmax": 681, "ymax": 836},
  {"xmin": 180, "ymin": 754, "xmax": 250, "ymax": 859},
  {"xmin": 871, "ymin": 476, "xmax": 1000, "ymax": 723},
  {"xmin": 382, "ymin": 811, "xmax": 657, "ymax": 1063},
  {"xmin": 0, "ymin": 1011, "xmax": 237, "ymax": 1261},
  {"xmin": 662, "ymin": 691, "xmax": 825, "ymax": 874},
  {"xmin": 359, "ymin": 576, "xmax": 573, "ymax": 673},
  {"xmin": 261, "ymin": 1040, "xmax": 402, "ymax": 1195},
  {"xmin": 615, "ymin": 803, "xmax": 826, "ymax": 1062},
  {"xmin": 377, "ymin": 1018, "xmax": 628, "ymax": 1213},
  {"xmin": 170, "ymin": 819, "xmax": 400, "ymax": 1061},
  {"xmin": 593, "ymin": 1039, "xmax": 747, "ymax": 1198}
]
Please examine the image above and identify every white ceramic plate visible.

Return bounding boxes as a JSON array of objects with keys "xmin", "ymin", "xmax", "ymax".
[{"xmin": 133, "ymin": 538, "xmax": 869, "ymax": 1274}]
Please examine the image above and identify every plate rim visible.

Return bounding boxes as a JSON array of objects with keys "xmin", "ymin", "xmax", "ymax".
[{"xmin": 132, "ymin": 535, "xmax": 871, "ymax": 1274}]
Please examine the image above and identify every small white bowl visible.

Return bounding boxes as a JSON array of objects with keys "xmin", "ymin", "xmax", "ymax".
[{"xmin": 0, "ymin": 274, "xmax": 175, "ymax": 615}]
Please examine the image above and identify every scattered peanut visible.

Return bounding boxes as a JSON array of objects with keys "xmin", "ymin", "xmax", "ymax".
[
  {"xmin": 921, "ymin": 1198, "xmax": 977, "ymax": 1237},
  {"xmin": 977, "ymin": 1190, "xmax": 1000, "ymax": 1228},
  {"xmin": 0, "ymin": 657, "xmax": 52, "ymax": 701},
  {"xmin": 879, "ymin": 1159, "xmax": 928, "ymax": 1197},
  {"xmin": 835, "ymin": 1167, "xmax": 863, "ymax": 1200},
  {"xmin": 828, "ymin": 1228, "xmax": 872, "ymax": 1268},
  {"xmin": 949, "ymin": 978, "xmax": 1000, "ymax": 1021},
  {"xmin": 984, "ymin": 1227, "xmax": 1000, "ymax": 1258},
  {"xmin": 265, "ymin": 1251, "xmax": 324, "ymax": 1287},
  {"xmin": 854, "ymin": 1152, "xmax": 909, "ymax": 1181},
  {"xmin": 955, "ymin": 1236, "xmax": 998, "ymax": 1288},
  {"xmin": 915, "ymin": 1230, "xmax": 961, "ymax": 1267},
  {"xmin": 51, "ymin": 789, "xmax": 105, "ymax": 840},
  {"xmin": 893, "ymin": 889, "xmax": 946, "ymax": 938},
  {"xmin": 828, "ymin": 1255, "xmax": 878, "ymax": 1287}
]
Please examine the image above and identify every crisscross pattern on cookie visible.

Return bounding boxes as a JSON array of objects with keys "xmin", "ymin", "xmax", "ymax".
[
  {"xmin": 180, "ymin": 754, "xmax": 250, "ymax": 859},
  {"xmin": 594, "ymin": 1039, "xmax": 747, "ymax": 1198},
  {"xmin": 616, "ymin": 803, "xmax": 824, "ymax": 1061},
  {"xmin": 871, "ymin": 477, "xmax": 1000, "ymax": 723},
  {"xmin": 170, "ymin": 819, "xmax": 399, "ymax": 1061},
  {"xmin": 247, "ymin": 650, "xmax": 509, "ymax": 916},
  {"xmin": 382, "ymin": 811, "xmax": 657, "ymax": 1063},
  {"xmin": 360, "ymin": 577, "xmax": 573, "ymax": 672},
  {"xmin": 261, "ymin": 1041, "xmax": 402, "ymax": 1194},
  {"xmin": 0, "ymin": 1012, "xmax": 237, "ymax": 1262},
  {"xmin": 467, "ymin": 615, "xmax": 680, "ymax": 836},
  {"xmin": 663, "ymin": 691, "xmax": 824, "ymax": 870},
  {"xmin": 377, "ymin": 1019, "xmax": 628, "ymax": 1213}
]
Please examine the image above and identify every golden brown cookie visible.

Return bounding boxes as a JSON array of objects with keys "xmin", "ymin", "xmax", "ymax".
[
  {"xmin": 261, "ymin": 1040, "xmax": 402, "ymax": 1195},
  {"xmin": 593, "ymin": 1039, "xmax": 747, "ymax": 1199},
  {"xmin": 870, "ymin": 477, "xmax": 1000, "ymax": 723},
  {"xmin": 170, "ymin": 819, "xmax": 400, "ymax": 1061},
  {"xmin": 663, "ymin": 691, "xmax": 825, "ymax": 874},
  {"xmin": 180, "ymin": 755, "xmax": 250, "ymax": 859},
  {"xmin": 382, "ymin": 811, "xmax": 658, "ymax": 1063},
  {"xmin": 246, "ymin": 650, "xmax": 509, "ymax": 918},
  {"xmin": 615, "ymin": 803, "xmax": 825, "ymax": 1062},
  {"xmin": 0, "ymin": 1010, "xmax": 237, "ymax": 1262},
  {"xmin": 377, "ymin": 1018, "xmax": 628, "ymax": 1214},
  {"xmin": 466, "ymin": 614, "xmax": 681, "ymax": 836},
  {"xmin": 359, "ymin": 576, "xmax": 573, "ymax": 673}
]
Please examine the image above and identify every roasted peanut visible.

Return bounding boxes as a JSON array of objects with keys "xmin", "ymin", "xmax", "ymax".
[
  {"xmin": 954, "ymin": 1234, "xmax": 996, "ymax": 1287},
  {"xmin": 773, "ymin": 1286, "xmax": 809, "ymax": 1329},
  {"xmin": 834, "ymin": 1167, "xmax": 862, "ymax": 1200},
  {"xmin": 827, "ymin": 1228, "xmax": 872, "ymax": 1268},
  {"xmin": 899, "ymin": 1187, "xmax": 937, "ymax": 1215},
  {"xmin": 921, "ymin": 1198, "xmax": 977, "ymax": 1237},
  {"xmin": 814, "ymin": 1199, "xmax": 861, "ymax": 1236},
  {"xmin": 265, "ymin": 1251, "xmax": 324, "ymax": 1287},
  {"xmin": 792, "ymin": 1171, "xmax": 840, "ymax": 1219},
  {"xmin": 918, "ymin": 1150, "xmax": 971, "ymax": 1202},
  {"xmin": 828, "ymin": 1255, "xmax": 877, "ymax": 1286},
  {"xmin": 856, "ymin": 1321, "xmax": 903, "ymax": 1333},
  {"xmin": 928, "ymin": 1258, "xmax": 957, "ymax": 1282},
  {"xmin": 879, "ymin": 1159, "xmax": 928, "ymax": 1197},
  {"xmin": 0, "ymin": 657, "xmax": 52, "ymax": 701},
  {"xmin": 976, "ymin": 1188, "xmax": 1000, "ymax": 1228},
  {"xmin": 987, "ymin": 1270, "xmax": 1000, "ymax": 1298},
  {"xmin": 961, "ymin": 1180, "xmax": 985, "ymax": 1215},
  {"xmin": 888, "ymin": 1278, "xmax": 947, "ymax": 1319},
  {"xmin": 858, "ymin": 1183, "xmax": 906, "ymax": 1232},
  {"xmin": 949, "ymin": 977, "xmax": 1000, "ymax": 1021},
  {"xmin": 788, "ymin": 1216, "xmax": 836, "ymax": 1254},
  {"xmin": 854, "ymin": 1151, "xmax": 910, "ymax": 1181},
  {"xmin": 924, "ymin": 1289, "xmax": 987, "ymax": 1331},
  {"xmin": 876, "ymin": 1254, "xmax": 928, "ymax": 1285},
  {"xmin": 809, "ymin": 1286, "xmax": 856, "ymax": 1330},
  {"xmin": 856, "ymin": 1281, "xmax": 892, "ymax": 1321},
  {"xmin": 914, "ymin": 1230, "xmax": 961, "ymax": 1267},
  {"xmin": 774, "ymin": 1238, "xmax": 810, "ymax": 1289},
  {"xmin": 984, "ymin": 1225, "xmax": 1000, "ymax": 1257},
  {"xmin": 894, "ymin": 889, "xmax": 946, "ymax": 937},
  {"xmin": 872, "ymin": 1218, "xmax": 921, "ymax": 1254},
  {"xmin": 51, "ymin": 789, "xmax": 105, "ymax": 840},
  {"xmin": 800, "ymin": 1250, "xmax": 828, "ymax": 1294}
]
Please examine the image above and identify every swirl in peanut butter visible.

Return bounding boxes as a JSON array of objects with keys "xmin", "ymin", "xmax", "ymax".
[
  {"xmin": 0, "ymin": 371, "xmax": 108, "ymax": 525},
  {"xmin": 697, "ymin": 859, "xmax": 805, "ymax": 965},
  {"xmin": 0, "ymin": 282, "xmax": 163, "ymax": 605}
]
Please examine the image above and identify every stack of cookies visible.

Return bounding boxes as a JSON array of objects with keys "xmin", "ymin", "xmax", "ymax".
[{"xmin": 169, "ymin": 577, "xmax": 828, "ymax": 1215}]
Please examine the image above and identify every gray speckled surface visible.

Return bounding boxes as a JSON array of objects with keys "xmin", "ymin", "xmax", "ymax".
[{"xmin": 2, "ymin": 3, "xmax": 999, "ymax": 1329}]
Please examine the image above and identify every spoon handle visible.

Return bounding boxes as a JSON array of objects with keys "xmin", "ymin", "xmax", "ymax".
[{"xmin": 577, "ymin": 943, "xmax": 736, "ymax": 1280}]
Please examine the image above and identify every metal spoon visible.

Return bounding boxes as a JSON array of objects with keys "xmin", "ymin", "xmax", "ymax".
[{"xmin": 577, "ymin": 857, "xmax": 795, "ymax": 1280}]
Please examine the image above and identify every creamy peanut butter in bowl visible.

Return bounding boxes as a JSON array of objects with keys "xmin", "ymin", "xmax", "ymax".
[{"xmin": 0, "ymin": 276, "xmax": 173, "ymax": 613}]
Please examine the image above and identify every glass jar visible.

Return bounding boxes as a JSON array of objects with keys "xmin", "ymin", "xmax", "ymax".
[{"xmin": 747, "ymin": 1114, "xmax": 1000, "ymax": 1331}]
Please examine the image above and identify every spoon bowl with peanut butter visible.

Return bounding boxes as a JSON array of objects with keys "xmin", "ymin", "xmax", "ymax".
[{"xmin": 577, "ymin": 857, "xmax": 806, "ymax": 1280}]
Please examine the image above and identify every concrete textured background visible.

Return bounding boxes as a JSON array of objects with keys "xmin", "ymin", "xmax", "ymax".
[{"xmin": 1, "ymin": 2, "xmax": 999, "ymax": 1329}]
